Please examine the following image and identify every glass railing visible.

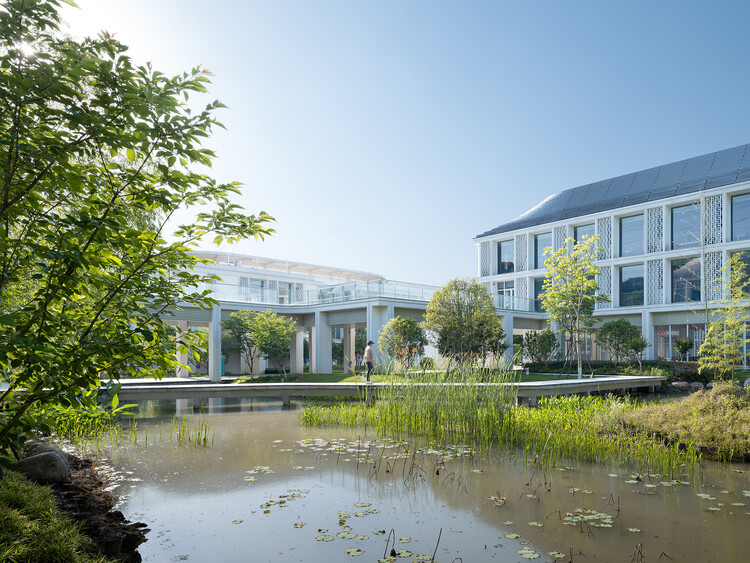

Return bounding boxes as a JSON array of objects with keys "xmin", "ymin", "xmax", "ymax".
[{"xmin": 493, "ymin": 294, "xmax": 544, "ymax": 313}]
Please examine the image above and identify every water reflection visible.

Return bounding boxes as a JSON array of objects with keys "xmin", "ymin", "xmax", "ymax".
[{"xmin": 103, "ymin": 401, "xmax": 750, "ymax": 562}]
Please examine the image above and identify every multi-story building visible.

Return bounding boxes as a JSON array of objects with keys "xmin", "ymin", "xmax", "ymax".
[{"xmin": 475, "ymin": 143, "xmax": 750, "ymax": 362}]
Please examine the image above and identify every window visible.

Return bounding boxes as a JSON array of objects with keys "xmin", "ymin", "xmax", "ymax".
[
  {"xmin": 240, "ymin": 278, "xmax": 264, "ymax": 301},
  {"xmin": 534, "ymin": 232, "xmax": 552, "ymax": 269},
  {"xmin": 671, "ymin": 257, "xmax": 701, "ymax": 303},
  {"xmin": 619, "ymin": 265, "xmax": 644, "ymax": 306},
  {"xmin": 671, "ymin": 204, "xmax": 700, "ymax": 249},
  {"xmin": 732, "ymin": 193, "xmax": 750, "ymax": 241},
  {"xmin": 497, "ymin": 280, "xmax": 515, "ymax": 308},
  {"xmin": 533, "ymin": 277, "xmax": 545, "ymax": 312},
  {"xmin": 574, "ymin": 223, "xmax": 595, "ymax": 244},
  {"xmin": 278, "ymin": 282, "xmax": 293, "ymax": 304},
  {"xmin": 497, "ymin": 240, "xmax": 514, "ymax": 274},
  {"xmin": 619, "ymin": 214, "xmax": 643, "ymax": 257}
]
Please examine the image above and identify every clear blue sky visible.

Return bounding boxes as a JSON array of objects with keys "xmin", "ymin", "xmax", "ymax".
[{"xmin": 62, "ymin": 1, "xmax": 750, "ymax": 286}]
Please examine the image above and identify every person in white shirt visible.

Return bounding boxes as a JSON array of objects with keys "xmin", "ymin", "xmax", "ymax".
[{"xmin": 363, "ymin": 341, "xmax": 374, "ymax": 383}]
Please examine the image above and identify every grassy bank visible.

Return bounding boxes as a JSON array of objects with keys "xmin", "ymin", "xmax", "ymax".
[
  {"xmin": 0, "ymin": 462, "xmax": 110, "ymax": 563},
  {"xmin": 299, "ymin": 370, "xmax": 701, "ymax": 476}
]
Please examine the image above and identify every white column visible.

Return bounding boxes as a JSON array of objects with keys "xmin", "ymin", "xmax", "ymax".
[
  {"xmin": 175, "ymin": 321, "xmax": 190, "ymax": 378},
  {"xmin": 502, "ymin": 313, "xmax": 514, "ymax": 365},
  {"xmin": 314, "ymin": 311, "xmax": 333, "ymax": 374},
  {"xmin": 290, "ymin": 329, "xmax": 304, "ymax": 375},
  {"xmin": 208, "ymin": 305, "xmax": 222, "ymax": 383},
  {"xmin": 367, "ymin": 303, "xmax": 394, "ymax": 371},
  {"xmin": 309, "ymin": 327, "xmax": 317, "ymax": 374},
  {"xmin": 642, "ymin": 310, "xmax": 655, "ymax": 361},
  {"xmin": 343, "ymin": 324, "xmax": 355, "ymax": 374}
]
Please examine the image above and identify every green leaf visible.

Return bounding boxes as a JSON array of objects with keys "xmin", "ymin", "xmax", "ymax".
[{"xmin": 126, "ymin": 148, "xmax": 135, "ymax": 162}]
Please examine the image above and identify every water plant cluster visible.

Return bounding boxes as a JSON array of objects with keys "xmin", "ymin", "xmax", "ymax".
[{"xmin": 299, "ymin": 369, "xmax": 701, "ymax": 476}]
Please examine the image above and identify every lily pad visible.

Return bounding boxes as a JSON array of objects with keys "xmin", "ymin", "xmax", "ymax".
[
  {"xmin": 345, "ymin": 548, "xmax": 364, "ymax": 556},
  {"xmin": 315, "ymin": 535, "xmax": 335, "ymax": 542},
  {"xmin": 548, "ymin": 552, "xmax": 567, "ymax": 560},
  {"xmin": 231, "ymin": 519, "xmax": 243, "ymax": 524},
  {"xmin": 519, "ymin": 547, "xmax": 540, "ymax": 559},
  {"xmin": 504, "ymin": 533, "xmax": 520, "ymax": 539},
  {"xmin": 337, "ymin": 532, "xmax": 357, "ymax": 539},
  {"xmin": 292, "ymin": 522, "xmax": 306, "ymax": 528},
  {"xmin": 354, "ymin": 502, "xmax": 371, "ymax": 507},
  {"xmin": 398, "ymin": 537, "xmax": 411, "ymax": 543},
  {"xmin": 395, "ymin": 550, "xmax": 412, "ymax": 558},
  {"xmin": 628, "ymin": 528, "xmax": 641, "ymax": 533},
  {"xmin": 528, "ymin": 522, "xmax": 543, "ymax": 527},
  {"xmin": 373, "ymin": 530, "xmax": 387, "ymax": 535}
]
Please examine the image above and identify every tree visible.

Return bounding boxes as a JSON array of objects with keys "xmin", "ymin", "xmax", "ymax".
[
  {"xmin": 251, "ymin": 311, "xmax": 297, "ymax": 380},
  {"xmin": 378, "ymin": 316, "xmax": 427, "ymax": 371},
  {"xmin": 0, "ymin": 1, "xmax": 274, "ymax": 456},
  {"xmin": 522, "ymin": 327, "xmax": 559, "ymax": 364},
  {"xmin": 223, "ymin": 311, "xmax": 260, "ymax": 375},
  {"xmin": 596, "ymin": 319, "xmax": 640, "ymax": 362},
  {"xmin": 627, "ymin": 335, "xmax": 649, "ymax": 372},
  {"xmin": 673, "ymin": 337, "xmax": 694, "ymax": 361},
  {"xmin": 354, "ymin": 328, "xmax": 367, "ymax": 368},
  {"xmin": 541, "ymin": 236, "xmax": 609, "ymax": 378},
  {"xmin": 187, "ymin": 329, "xmax": 209, "ymax": 372},
  {"xmin": 423, "ymin": 278, "xmax": 505, "ymax": 366},
  {"xmin": 698, "ymin": 252, "xmax": 750, "ymax": 379},
  {"xmin": 332, "ymin": 340, "xmax": 345, "ymax": 366}
]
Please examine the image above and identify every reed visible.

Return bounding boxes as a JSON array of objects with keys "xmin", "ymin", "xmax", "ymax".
[{"xmin": 299, "ymin": 367, "xmax": 701, "ymax": 476}]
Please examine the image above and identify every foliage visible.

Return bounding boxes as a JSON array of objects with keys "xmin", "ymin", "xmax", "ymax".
[
  {"xmin": 541, "ymin": 236, "xmax": 609, "ymax": 377},
  {"xmin": 521, "ymin": 327, "xmax": 559, "ymax": 364},
  {"xmin": 0, "ymin": 1, "xmax": 273, "ymax": 455},
  {"xmin": 250, "ymin": 311, "xmax": 297, "ymax": 379},
  {"xmin": 378, "ymin": 316, "xmax": 427, "ymax": 370},
  {"xmin": 673, "ymin": 337, "xmax": 694, "ymax": 361},
  {"xmin": 699, "ymin": 252, "xmax": 750, "ymax": 379},
  {"xmin": 423, "ymin": 278, "xmax": 506, "ymax": 366},
  {"xmin": 187, "ymin": 329, "xmax": 209, "ymax": 372},
  {"xmin": 420, "ymin": 357, "xmax": 435, "ymax": 371},
  {"xmin": 0, "ymin": 468, "xmax": 111, "ymax": 563},
  {"xmin": 223, "ymin": 311, "xmax": 260, "ymax": 375},
  {"xmin": 623, "ymin": 382, "xmax": 750, "ymax": 462},
  {"xmin": 627, "ymin": 335, "xmax": 649, "ymax": 372},
  {"xmin": 354, "ymin": 328, "xmax": 367, "ymax": 368},
  {"xmin": 596, "ymin": 319, "xmax": 640, "ymax": 362},
  {"xmin": 332, "ymin": 340, "xmax": 344, "ymax": 365}
]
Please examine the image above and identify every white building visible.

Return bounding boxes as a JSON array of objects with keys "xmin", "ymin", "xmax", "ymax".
[{"xmin": 475, "ymin": 143, "xmax": 750, "ymax": 362}]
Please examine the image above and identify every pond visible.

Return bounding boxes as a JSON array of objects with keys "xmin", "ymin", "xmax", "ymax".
[{"xmin": 99, "ymin": 398, "xmax": 750, "ymax": 562}]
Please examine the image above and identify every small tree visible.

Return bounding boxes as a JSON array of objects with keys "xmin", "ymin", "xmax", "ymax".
[
  {"xmin": 251, "ymin": 311, "xmax": 297, "ymax": 380},
  {"xmin": 596, "ymin": 319, "xmax": 640, "ymax": 362},
  {"xmin": 423, "ymin": 278, "xmax": 504, "ymax": 366},
  {"xmin": 354, "ymin": 328, "xmax": 367, "ymax": 368},
  {"xmin": 698, "ymin": 252, "xmax": 750, "ymax": 379},
  {"xmin": 223, "ymin": 311, "xmax": 260, "ymax": 375},
  {"xmin": 522, "ymin": 327, "xmax": 559, "ymax": 364},
  {"xmin": 673, "ymin": 337, "xmax": 694, "ymax": 361},
  {"xmin": 627, "ymin": 335, "xmax": 649, "ymax": 372},
  {"xmin": 378, "ymin": 316, "xmax": 427, "ymax": 371},
  {"xmin": 542, "ymin": 236, "xmax": 610, "ymax": 378}
]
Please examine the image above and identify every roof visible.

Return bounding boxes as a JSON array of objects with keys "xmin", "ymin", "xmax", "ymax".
[
  {"xmin": 190, "ymin": 251, "xmax": 385, "ymax": 282},
  {"xmin": 476, "ymin": 143, "xmax": 750, "ymax": 238}
]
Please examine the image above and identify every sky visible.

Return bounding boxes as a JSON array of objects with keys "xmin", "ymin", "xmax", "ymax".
[{"xmin": 60, "ymin": 0, "xmax": 750, "ymax": 286}]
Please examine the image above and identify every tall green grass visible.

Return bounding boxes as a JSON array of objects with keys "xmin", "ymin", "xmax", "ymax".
[{"xmin": 299, "ymin": 367, "xmax": 700, "ymax": 476}]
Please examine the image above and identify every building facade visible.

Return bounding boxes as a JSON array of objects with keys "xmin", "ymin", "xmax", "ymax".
[{"xmin": 475, "ymin": 143, "xmax": 750, "ymax": 362}]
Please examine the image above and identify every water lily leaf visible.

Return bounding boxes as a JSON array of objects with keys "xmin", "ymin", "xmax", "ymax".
[
  {"xmin": 337, "ymin": 532, "xmax": 357, "ymax": 539},
  {"xmin": 244, "ymin": 476, "xmax": 257, "ymax": 482},
  {"xmin": 528, "ymin": 522, "xmax": 543, "ymax": 527},
  {"xmin": 354, "ymin": 502, "xmax": 371, "ymax": 507},
  {"xmin": 292, "ymin": 522, "xmax": 306, "ymax": 528},
  {"xmin": 318, "ymin": 528, "xmax": 328, "ymax": 533},
  {"xmin": 373, "ymin": 530, "xmax": 387, "ymax": 535},
  {"xmin": 415, "ymin": 555, "xmax": 433, "ymax": 561},
  {"xmin": 397, "ymin": 537, "xmax": 411, "ymax": 543},
  {"xmin": 395, "ymin": 550, "xmax": 412, "ymax": 558},
  {"xmin": 502, "ymin": 520, "xmax": 513, "ymax": 525},
  {"xmin": 548, "ymin": 552, "xmax": 567, "ymax": 559},
  {"xmin": 231, "ymin": 519, "xmax": 243, "ymax": 524},
  {"xmin": 315, "ymin": 535, "xmax": 335, "ymax": 542},
  {"xmin": 356, "ymin": 535, "xmax": 369, "ymax": 540},
  {"xmin": 519, "ymin": 547, "xmax": 540, "ymax": 559},
  {"xmin": 366, "ymin": 508, "xmax": 380, "ymax": 514},
  {"xmin": 504, "ymin": 533, "xmax": 520, "ymax": 539},
  {"xmin": 628, "ymin": 528, "xmax": 641, "ymax": 532},
  {"xmin": 377, "ymin": 558, "xmax": 396, "ymax": 563},
  {"xmin": 354, "ymin": 512, "xmax": 367, "ymax": 517},
  {"xmin": 345, "ymin": 548, "xmax": 363, "ymax": 556}
]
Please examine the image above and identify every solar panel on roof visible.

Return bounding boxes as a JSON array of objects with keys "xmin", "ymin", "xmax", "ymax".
[{"xmin": 476, "ymin": 143, "xmax": 750, "ymax": 239}]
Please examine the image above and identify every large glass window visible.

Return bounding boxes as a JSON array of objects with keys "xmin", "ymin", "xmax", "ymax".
[
  {"xmin": 497, "ymin": 240, "xmax": 514, "ymax": 274},
  {"xmin": 278, "ymin": 282, "xmax": 293, "ymax": 304},
  {"xmin": 671, "ymin": 257, "xmax": 701, "ymax": 303},
  {"xmin": 497, "ymin": 280, "xmax": 515, "ymax": 308},
  {"xmin": 732, "ymin": 193, "xmax": 750, "ymax": 241},
  {"xmin": 533, "ymin": 277, "xmax": 545, "ymax": 312},
  {"xmin": 574, "ymin": 223, "xmax": 595, "ymax": 244},
  {"xmin": 619, "ymin": 264, "xmax": 644, "ymax": 306},
  {"xmin": 535, "ymin": 232, "xmax": 552, "ymax": 269},
  {"xmin": 619, "ymin": 214, "xmax": 643, "ymax": 257},
  {"xmin": 671, "ymin": 204, "xmax": 700, "ymax": 249}
]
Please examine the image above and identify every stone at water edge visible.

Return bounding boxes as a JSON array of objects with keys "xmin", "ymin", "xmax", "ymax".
[
  {"xmin": 671, "ymin": 381, "xmax": 690, "ymax": 391},
  {"xmin": 689, "ymin": 381, "xmax": 704, "ymax": 391},
  {"xmin": 706, "ymin": 382, "xmax": 714, "ymax": 389},
  {"xmin": 744, "ymin": 378, "xmax": 750, "ymax": 389},
  {"xmin": 18, "ymin": 451, "xmax": 71, "ymax": 484},
  {"xmin": 23, "ymin": 439, "xmax": 65, "ymax": 459}
]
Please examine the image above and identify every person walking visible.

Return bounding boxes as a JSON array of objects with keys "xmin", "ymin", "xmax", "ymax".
[{"xmin": 364, "ymin": 340, "xmax": 374, "ymax": 383}]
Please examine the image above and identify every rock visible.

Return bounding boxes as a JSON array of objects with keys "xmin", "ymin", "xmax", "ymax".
[
  {"xmin": 18, "ymin": 451, "xmax": 71, "ymax": 484},
  {"xmin": 671, "ymin": 381, "xmax": 690, "ymax": 391},
  {"xmin": 744, "ymin": 378, "xmax": 750, "ymax": 389},
  {"xmin": 689, "ymin": 381, "xmax": 704, "ymax": 391},
  {"xmin": 706, "ymin": 382, "xmax": 714, "ymax": 389},
  {"xmin": 24, "ymin": 440, "xmax": 64, "ymax": 458}
]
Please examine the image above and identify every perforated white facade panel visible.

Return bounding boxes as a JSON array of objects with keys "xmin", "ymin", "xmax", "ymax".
[
  {"xmin": 596, "ymin": 265, "xmax": 612, "ymax": 309},
  {"xmin": 703, "ymin": 195, "xmax": 723, "ymax": 246},
  {"xmin": 705, "ymin": 251, "xmax": 723, "ymax": 301},
  {"xmin": 515, "ymin": 234, "xmax": 527, "ymax": 272},
  {"xmin": 554, "ymin": 226, "xmax": 568, "ymax": 252},
  {"xmin": 647, "ymin": 207, "xmax": 663, "ymax": 253},
  {"xmin": 480, "ymin": 241, "xmax": 491, "ymax": 277},
  {"xmin": 647, "ymin": 259, "xmax": 663, "ymax": 305},
  {"xmin": 516, "ymin": 277, "xmax": 528, "ymax": 300},
  {"xmin": 597, "ymin": 217, "xmax": 612, "ymax": 260}
]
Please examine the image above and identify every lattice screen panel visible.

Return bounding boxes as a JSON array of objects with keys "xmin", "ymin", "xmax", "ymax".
[
  {"xmin": 266, "ymin": 280, "xmax": 278, "ymax": 291},
  {"xmin": 705, "ymin": 251, "xmax": 723, "ymax": 301},
  {"xmin": 703, "ymin": 195, "xmax": 723, "ymax": 246},
  {"xmin": 596, "ymin": 217, "xmax": 612, "ymax": 260},
  {"xmin": 554, "ymin": 226, "xmax": 568, "ymax": 252},
  {"xmin": 647, "ymin": 207, "xmax": 663, "ymax": 253},
  {"xmin": 295, "ymin": 283, "xmax": 304, "ymax": 303},
  {"xmin": 516, "ymin": 277, "xmax": 528, "ymax": 300},
  {"xmin": 483, "ymin": 281, "xmax": 492, "ymax": 293},
  {"xmin": 515, "ymin": 234, "xmax": 527, "ymax": 271},
  {"xmin": 647, "ymin": 259, "xmax": 663, "ymax": 305},
  {"xmin": 480, "ymin": 241, "xmax": 491, "ymax": 277},
  {"xmin": 596, "ymin": 265, "xmax": 612, "ymax": 309}
]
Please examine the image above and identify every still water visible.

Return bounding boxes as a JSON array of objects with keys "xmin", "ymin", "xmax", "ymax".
[{"xmin": 102, "ymin": 399, "xmax": 750, "ymax": 562}]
